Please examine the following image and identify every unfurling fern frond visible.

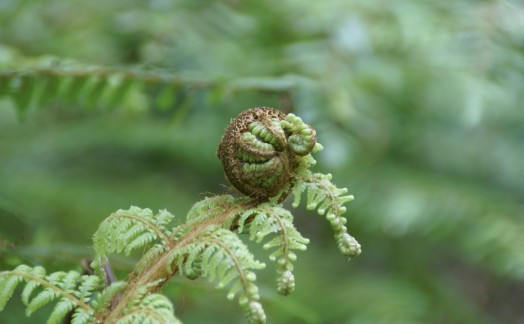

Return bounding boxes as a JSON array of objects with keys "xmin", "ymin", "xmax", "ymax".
[
  {"xmin": 0, "ymin": 265, "xmax": 100, "ymax": 324},
  {"xmin": 292, "ymin": 169, "xmax": 361, "ymax": 258},
  {"xmin": 167, "ymin": 225, "xmax": 266, "ymax": 324},
  {"xmin": 236, "ymin": 203, "xmax": 310, "ymax": 295}
]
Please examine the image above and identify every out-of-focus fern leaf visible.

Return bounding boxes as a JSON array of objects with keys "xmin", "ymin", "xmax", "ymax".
[
  {"xmin": 0, "ymin": 53, "xmax": 302, "ymax": 120},
  {"xmin": 0, "ymin": 57, "xmax": 210, "ymax": 118}
]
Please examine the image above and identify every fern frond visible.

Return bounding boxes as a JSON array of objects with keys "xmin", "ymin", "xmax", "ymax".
[
  {"xmin": 168, "ymin": 225, "xmax": 266, "ymax": 323},
  {"xmin": 293, "ymin": 162, "xmax": 361, "ymax": 258},
  {"xmin": 0, "ymin": 54, "xmax": 301, "ymax": 120},
  {"xmin": 237, "ymin": 203, "xmax": 310, "ymax": 295},
  {"xmin": 93, "ymin": 207, "xmax": 175, "ymax": 263},
  {"xmin": 0, "ymin": 265, "xmax": 101, "ymax": 323}
]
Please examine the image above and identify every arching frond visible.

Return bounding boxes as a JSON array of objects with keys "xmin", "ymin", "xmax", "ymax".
[
  {"xmin": 0, "ymin": 265, "xmax": 100, "ymax": 324},
  {"xmin": 236, "ymin": 203, "xmax": 309, "ymax": 295},
  {"xmin": 287, "ymin": 143, "xmax": 360, "ymax": 259},
  {"xmin": 292, "ymin": 169, "xmax": 361, "ymax": 258}
]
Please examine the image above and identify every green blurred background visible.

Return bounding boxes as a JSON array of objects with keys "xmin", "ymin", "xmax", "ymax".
[{"xmin": 1, "ymin": 0, "xmax": 523, "ymax": 323}]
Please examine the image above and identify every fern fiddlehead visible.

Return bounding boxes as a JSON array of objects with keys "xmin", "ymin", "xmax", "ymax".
[
  {"xmin": 217, "ymin": 107, "xmax": 317, "ymax": 201},
  {"xmin": 218, "ymin": 107, "xmax": 360, "ymax": 297}
]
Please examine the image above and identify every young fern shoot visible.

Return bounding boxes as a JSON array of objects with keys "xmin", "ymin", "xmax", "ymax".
[{"xmin": 0, "ymin": 107, "xmax": 360, "ymax": 323}]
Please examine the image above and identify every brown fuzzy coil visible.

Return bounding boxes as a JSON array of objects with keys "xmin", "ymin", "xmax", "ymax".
[{"xmin": 217, "ymin": 107, "xmax": 316, "ymax": 201}]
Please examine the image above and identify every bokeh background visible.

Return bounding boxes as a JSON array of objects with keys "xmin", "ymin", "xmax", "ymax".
[{"xmin": 1, "ymin": 0, "xmax": 524, "ymax": 323}]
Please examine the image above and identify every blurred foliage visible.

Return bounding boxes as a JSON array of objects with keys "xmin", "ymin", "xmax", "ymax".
[{"xmin": 1, "ymin": 0, "xmax": 523, "ymax": 323}]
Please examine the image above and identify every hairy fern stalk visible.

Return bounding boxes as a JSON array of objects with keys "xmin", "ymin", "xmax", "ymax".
[{"xmin": 0, "ymin": 108, "xmax": 360, "ymax": 324}]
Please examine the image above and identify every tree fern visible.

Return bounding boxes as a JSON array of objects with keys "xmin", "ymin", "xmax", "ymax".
[{"xmin": 0, "ymin": 108, "xmax": 360, "ymax": 323}]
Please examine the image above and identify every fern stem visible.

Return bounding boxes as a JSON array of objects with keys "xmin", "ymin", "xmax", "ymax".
[
  {"xmin": 270, "ymin": 208, "xmax": 289, "ymax": 260},
  {"xmin": 104, "ymin": 252, "xmax": 174, "ymax": 322},
  {"xmin": 169, "ymin": 200, "xmax": 250, "ymax": 242}
]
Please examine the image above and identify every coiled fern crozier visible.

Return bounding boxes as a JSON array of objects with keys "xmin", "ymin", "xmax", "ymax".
[{"xmin": 0, "ymin": 107, "xmax": 361, "ymax": 323}]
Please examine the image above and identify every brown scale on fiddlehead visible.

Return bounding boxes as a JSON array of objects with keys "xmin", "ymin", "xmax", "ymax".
[{"xmin": 217, "ymin": 107, "xmax": 317, "ymax": 201}]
